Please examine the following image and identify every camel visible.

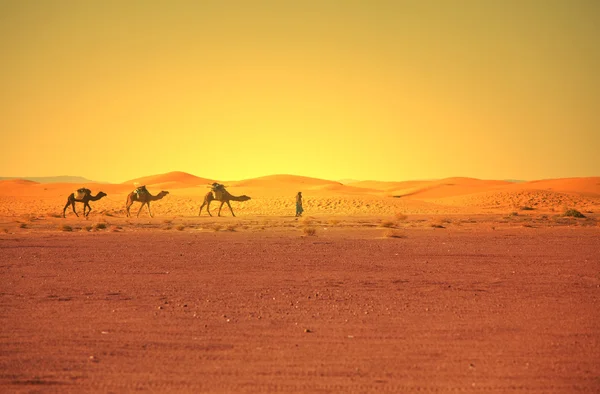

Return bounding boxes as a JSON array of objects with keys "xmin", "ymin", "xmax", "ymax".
[
  {"xmin": 199, "ymin": 184, "xmax": 251, "ymax": 217},
  {"xmin": 125, "ymin": 186, "xmax": 169, "ymax": 218},
  {"xmin": 63, "ymin": 188, "xmax": 107, "ymax": 218}
]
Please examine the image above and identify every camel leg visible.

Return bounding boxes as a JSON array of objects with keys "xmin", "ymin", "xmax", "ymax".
[
  {"xmin": 206, "ymin": 201, "xmax": 213, "ymax": 217},
  {"xmin": 71, "ymin": 202, "xmax": 79, "ymax": 217},
  {"xmin": 199, "ymin": 201, "xmax": 206, "ymax": 216},
  {"xmin": 84, "ymin": 202, "xmax": 92, "ymax": 217},
  {"xmin": 226, "ymin": 201, "xmax": 236, "ymax": 217},
  {"xmin": 63, "ymin": 200, "xmax": 71, "ymax": 218},
  {"xmin": 136, "ymin": 202, "xmax": 145, "ymax": 218},
  {"xmin": 218, "ymin": 201, "xmax": 226, "ymax": 217},
  {"xmin": 147, "ymin": 202, "xmax": 153, "ymax": 218}
]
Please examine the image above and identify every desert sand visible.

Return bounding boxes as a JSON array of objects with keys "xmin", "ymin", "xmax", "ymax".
[{"xmin": 1, "ymin": 172, "xmax": 599, "ymax": 393}]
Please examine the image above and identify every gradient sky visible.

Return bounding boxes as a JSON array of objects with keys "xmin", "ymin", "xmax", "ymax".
[{"xmin": 1, "ymin": 0, "xmax": 599, "ymax": 183}]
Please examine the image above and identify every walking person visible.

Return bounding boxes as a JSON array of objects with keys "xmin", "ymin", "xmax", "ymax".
[{"xmin": 295, "ymin": 192, "xmax": 304, "ymax": 217}]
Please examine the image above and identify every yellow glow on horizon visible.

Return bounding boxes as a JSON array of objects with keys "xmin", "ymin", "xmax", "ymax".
[{"xmin": 1, "ymin": 1, "xmax": 599, "ymax": 183}]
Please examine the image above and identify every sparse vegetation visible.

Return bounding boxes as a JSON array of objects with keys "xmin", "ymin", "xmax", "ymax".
[
  {"xmin": 176, "ymin": 225, "xmax": 185, "ymax": 231},
  {"xmin": 563, "ymin": 209, "xmax": 585, "ymax": 218},
  {"xmin": 225, "ymin": 224, "xmax": 237, "ymax": 232},
  {"xmin": 431, "ymin": 223, "xmax": 445, "ymax": 229},
  {"xmin": 212, "ymin": 224, "xmax": 223, "ymax": 232},
  {"xmin": 94, "ymin": 223, "xmax": 107, "ymax": 230},
  {"xmin": 383, "ymin": 229, "xmax": 406, "ymax": 238},
  {"xmin": 394, "ymin": 212, "xmax": 408, "ymax": 221},
  {"xmin": 164, "ymin": 219, "xmax": 173, "ymax": 224},
  {"xmin": 520, "ymin": 206, "xmax": 535, "ymax": 211},
  {"xmin": 109, "ymin": 225, "xmax": 122, "ymax": 232},
  {"xmin": 329, "ymin": 219, "xmax": 340, "ymax": 226},
  {"xmin": 380, "ymin": 220, "xmax": 396, "ymax": 228},
  {"xmin": 19, "ymin": 223, "xmax": 27, "ymax": 229},
  {"xmin": 302, "ymin": 227, "xmax": 317, "ymax": 236},
  {"xmin": 84, "ymin": 225, "xmax": 93, "ymax": 232},
  {"xmin": 61, "ymin": 225, "xmax": 73, "ymax": 232},
  {"xmin": 163, "ymin": 226, "xmax": 172, "ymax": 230}
]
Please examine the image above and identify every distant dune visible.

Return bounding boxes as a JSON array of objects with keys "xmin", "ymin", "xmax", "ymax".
[
  {"xmin": 0, "ymin": 172, "xmax": 598, "ymax": 217},
  {"xmin": 122, "ymin": 171, "xmax": 215, "ymax": 189},
  {"xmin": 232, "ymin": 174, "xmax": 341, "ymax": 188},
  {"xmin": 0, "ymin": 176, "xmax": 98, "ymax": 183}
]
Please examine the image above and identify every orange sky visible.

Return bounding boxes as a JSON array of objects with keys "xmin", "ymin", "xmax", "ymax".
[{"xmin": 1, "ymin": 0, "xmax": 599, "ymax": 183}]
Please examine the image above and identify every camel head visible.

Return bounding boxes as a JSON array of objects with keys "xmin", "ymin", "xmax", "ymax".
[
  {"xmin": 98, "ymin": 192, "xmax": 107, "ymax": 198},
  {"xmin": 158, "ymin": 191, "xmax": 169, "ymax": 199}
]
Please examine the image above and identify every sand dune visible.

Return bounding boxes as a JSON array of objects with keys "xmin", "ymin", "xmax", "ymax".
[
  {"xmin": 123, "ymin": 171, "xmax": 215, "ymax": 189},
  {"xmin": 517, "ymin": 177, "xmax": 600, "ymax": 196},
  {"xmin": 0, "ymin": 172, "xmax": 598, "ymax": 217}
]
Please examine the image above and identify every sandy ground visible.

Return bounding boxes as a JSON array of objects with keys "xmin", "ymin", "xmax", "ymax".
[
  {"xmin": 1, "ymin": 175, "xmax": 599, "ymax": 392},
  {"xmin": 1, "ymin": 214, "xmax": 599, "ymax": 393}
]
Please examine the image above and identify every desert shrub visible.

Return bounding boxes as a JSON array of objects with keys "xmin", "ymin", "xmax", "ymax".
[
  {"xmin": 94, "ymin": 223, "xmax": 107, "ymax": 230},
  {"xmin": 163, "ymin": 225, "xmax": 172, "ymax": 230},
  {"xmin": 520, "ymin": 206, "xmax": 535, "ymax": 211},
  {"xmin": 2, "ymin": 228, "xmax": 8, "ymax": 233},
  {"xmin": 383, "ymin": 229, "xmax": 406, "ymax": 238},
  {"xmin": 61, "ymin": 225, "xmax": 73, "ymax": 232},
  {"xmin": 380, "ymin": 220, "xmax": 396, "ymax": 228},
  {"xmin": 302, "ymin": 217, "xmax": 315, "ymax": 226},
  {"xmin": 176, "ymin": 225, "xmax": 185, "ymax": 231},
  {"xmin": 225, "ymin": 224, "xmax": 237, "ymax": 232},
  {"xmin": 109, "ymin": 225, "xmax": 122, "ymax": 232},
  {"xmin": 303, "ymin": 227, "xmax": 317, "ymax": 236},
  {"xmin": 84, "ymin": 225, "xmax": 93, "ymax": 232},
  {"xmin": 395, "ymin": 212, "xmax": 408, "ymax": 221},
  {"xmin": 563, "ymin": 209, "xmax": 585, "ymax": 218},
  {"xmin": 212, "ymin": 224, "xmax": 223, "ymax": 232},
  {"xmin": 431, "ymin": 223, "xmax": 445, "ymax": 229},
  {"xmin": 47, "ymin": 213, "xmax": 62, "ymax": 218},
  {"xmin": 19, "ymin": 223, "xmax": 27, "ymax": 229}
]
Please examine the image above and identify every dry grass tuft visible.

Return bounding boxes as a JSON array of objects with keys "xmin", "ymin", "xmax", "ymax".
[
  {"xmin": 163, "ymin": 225, "xmax": 172, "ymax": 230},
  {"xmin": 94, "ymin": 223, "xmax": 107, "ymax": 230},
  {"xmin": 47, "ymin": 213, "xmax": 62, "ymax": 218},
  {"xmin": 109, "ymin": 225, "xmax": 122, "ymax": 232},
  {"xmin": 563, "ymin": 209, "xmax": 585, "ymax": 218},
  {"xmin": 84, "ymin": 225, "xmax": 93, "ymax": 232},
  {"xmin": 394, "ymin": 212, "xmax": 408, "ymax": 222},
  {"xmin": 302, "ymin": 217, "xmax": 316, "ymax": 226},
  {"xmin": 164, "ymin": 219, "xmax": 173, "ymax": 224},
  {"xmin": 212, "ymin": 224, "xmax": 223, "ymax": 232},
  {"xmin": 380, "ymin": 220, "xmax": 396, "ymax": 228},
  {"xmin": 302, "ymin": 226, "xmax": 317, "ymax": 236},
  {"xmin": 61, "ymin": 225, "xmax": 73, "ymax": 232},
  {"xmin": 176, "ymin": 225, "xmax": 185, "ymax": 231},
  {"xmin": 19, "ymin": 223, "xmax": 27, "ymax": 229},
  {"xmin": 225, "ymin": 224, "xmax": 238, "ymax": 232},
  {"xmin": 383, "ymin": 229, "xmax": 406, "ymax": 238}
]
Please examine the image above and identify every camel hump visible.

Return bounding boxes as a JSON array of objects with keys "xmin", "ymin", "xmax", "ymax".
[
  {"xmin": 74, "ymin": 188, "xmax": 90, "ymax": 200},
  {"xmin": 134, "ymin": 185, "xmax": 148, "ymax": 196}
]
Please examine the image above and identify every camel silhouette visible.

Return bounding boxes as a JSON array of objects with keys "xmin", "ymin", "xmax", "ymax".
[
  {"xmin": 63, "ymin": 188, "xmax": 107, "ymax": 218},
  {"xmin": 125, "ymin": 186, "xmax": 169, "ymax": 218},
  {"xmin": 199, "ymin": 185, "xmax": 250, "ymax": 217}
]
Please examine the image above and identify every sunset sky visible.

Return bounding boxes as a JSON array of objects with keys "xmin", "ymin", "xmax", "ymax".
[{"xmin": 1, "ymin": 0, "xmax": 598, "ymax": 183}]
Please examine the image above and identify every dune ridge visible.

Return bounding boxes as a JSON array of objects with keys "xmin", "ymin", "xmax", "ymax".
[{"xmin": 0, "ymin": 172, "xmax": 598, "ymax": 217}]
